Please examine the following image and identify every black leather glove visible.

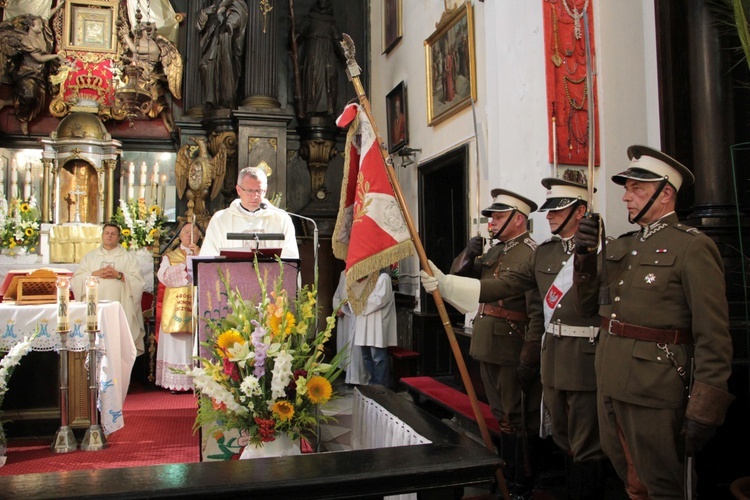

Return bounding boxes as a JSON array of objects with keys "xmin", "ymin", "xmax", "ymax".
[
  {"xmin": 516, "ymin": 342, "xmax": 541, "ymax": 393},
  {"xmin": 516, "ymin": 363, "xmax": 539, "ymax": 393},
  {"xmin": 467, "ymin": 236, "xmax": 485, "ymax": 257},
  {"xmin": 573, "ymin": 215, "xmax": 600, "ymax": 254},
  {"xmin": 683, "ymin": 418, "xmax": 717, "ymax": 456}
]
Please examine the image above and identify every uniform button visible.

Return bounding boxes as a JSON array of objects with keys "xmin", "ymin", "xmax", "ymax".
[
  {"xmin": 618, "ymin": 280, "xmax": 624, "ymax": 285},
  {"xmin": 557, "ymin": 304, "xmax": 562, "ymax": 308},
  {"xmin": 627, "ymin": 265, "xmax": 632, "ymax": 270},
  {"xmin": 654, "ymin": 260, "xmax": 659, "ymax": 264},
  {"xmin": 614, "ymin": 297, "xmax": 620, "ymax": 302},
  {"xmin": 632, "ymin": 250, "xmax": 638, "ymax": 255},
  {"xmin": 611, "ymin": 313, "xmax": 617, "ymax": 319},
  {"xmin": 547, "ymin": 268, "xmax": 551, "ymax": 271},
  {"xmin": 657, "ymin": 356, "xmax": 662, "ymax": 361}
]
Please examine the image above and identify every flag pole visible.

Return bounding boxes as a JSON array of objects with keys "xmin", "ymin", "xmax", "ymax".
[{"xmin": 340, "ymin": 34, "xmax": 509, "ymax": 500}]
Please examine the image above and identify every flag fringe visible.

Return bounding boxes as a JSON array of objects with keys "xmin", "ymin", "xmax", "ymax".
[
  {"xmin": 332, "ymin": 112, "xmax": 360, "ymax": 261},
  {"xmin": 346, "ymin": 240, "xmax": 413, "ymax": 315}
]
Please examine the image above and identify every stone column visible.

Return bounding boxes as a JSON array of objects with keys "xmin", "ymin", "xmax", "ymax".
[
  {"xmin": 687, "ymin": 0, "xmax": 735, "ymax": 217},
  {"xmin": 41, "ymin": 158, "xmax": 54, "ymax": 223},
  {"xmin": 102, "ymin": 159, "xmax": 117, "ymax": 222},
  {"xmin": 241, "ymin": 0, "xmax": 281, "ymax": 108}
]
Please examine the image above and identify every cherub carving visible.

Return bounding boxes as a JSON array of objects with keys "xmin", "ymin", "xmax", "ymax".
[
  {"xmin": 175, "ymin": 137, "xmax": 227, "ymax": 218},
  {"xmin": 0, "ymin": 2, "xmax": 68, "ymax": 135},
  {"xmin": 117, "ymin": 21, "xmax": 182, "ymax": 132}
]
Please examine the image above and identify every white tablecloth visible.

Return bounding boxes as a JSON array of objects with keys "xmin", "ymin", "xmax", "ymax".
[{"xmin": 0, "ymin": 301, "xmax": 137, "ymax": 435}]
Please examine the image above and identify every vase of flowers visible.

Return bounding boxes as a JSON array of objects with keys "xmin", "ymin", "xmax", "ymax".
[
  {"xmin": 182, "ymin": 262, "xmax": 344, "ymax": 456},
  {"xmin": 110, "ymin": 199, "xmax": 166, "ymax": 251},
  {"xmin": 0, "ymin": 197, "xmax": 40, "ymax": 264}
]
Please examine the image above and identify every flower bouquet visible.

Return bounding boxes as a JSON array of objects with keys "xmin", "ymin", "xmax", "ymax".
[
  {"xmin": 110, "ymin": 198, "xmax": 166, "ymax": 250},
  {"xmin": 0, "ymin": 332, "xmax": 38, "ymax": 465},
  {"xmin": 184, "ymin": 262, "xmax": 344, "ymax": 452},
  {"xmin": 0, "ymin": 196, "xmax": 40, "ymax": 256}
]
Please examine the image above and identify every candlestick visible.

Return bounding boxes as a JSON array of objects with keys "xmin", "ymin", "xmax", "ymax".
[
  {"xmin": 56, "ymin": 276, "xmax": 70, "ymax": 331},
  {"xmin": 160, "ymin": 174, "xmax": 167, "ymax": 207},
  {"xmin": 128, "ymin": 162, "xmax": 135, "ymax": 201},
  {"xmin": 85, "ymin": 276, "xmax": 99, "ymax": 331}
]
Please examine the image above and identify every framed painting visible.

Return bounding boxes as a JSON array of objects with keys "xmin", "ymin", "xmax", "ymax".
[
  {"xmin": 383, "ymin": 0, "xmax": 402, "ymax": 54},
  {"xmin": 386, "ymin": 81, "xmax": 408, "ymax": 154},
  {"xmin": 62, "ymin": 0, "xmax": 118, "ymax": 53},
  {"xmin": 424, "ymin": 2, "xmax": 476, "ymax": 126}
]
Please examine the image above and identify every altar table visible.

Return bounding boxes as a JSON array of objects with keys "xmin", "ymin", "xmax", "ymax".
[{"xmin": 0, "ymin": 301, "xmax": 137, "ymax": 434}]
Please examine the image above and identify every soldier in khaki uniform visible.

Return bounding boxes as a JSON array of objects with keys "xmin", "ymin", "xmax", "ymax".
[
  {"xmin": 573, "ymin": 145, "xmax": 734, "ymax": 498},
  {"xmin": 448, "ymin": 189, "xmax": 542, "ymax": 498},
  {"xmin": 424, "ymin": 179, "xmax": 608, "ymax": 499}
]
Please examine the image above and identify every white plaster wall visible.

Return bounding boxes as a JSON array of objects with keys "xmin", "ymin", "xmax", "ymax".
[{"xmin": 369, "ymin": 0, "xmax": 660, "ymax": 299}]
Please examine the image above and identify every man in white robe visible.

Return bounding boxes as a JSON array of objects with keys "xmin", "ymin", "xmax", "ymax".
[
  {"xmin": 73, "ymin": 223, "xmax": 146, "ymax": 355},
  {"xmin": 200, "ymin": 167, "xmax": 299, "ymax": 259},
  {"xmin": 353, "ymin": 270, "xmax": 398, "ymax": 386},
  {"xmin": 333, "ymin": 270, "xmax": 369, "ymax": 385}
]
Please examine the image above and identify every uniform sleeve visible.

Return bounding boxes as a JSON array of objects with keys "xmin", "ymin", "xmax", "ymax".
[
  {"xmin": 682, "ymin": 236, "xmax": 734, "ymax": 425},
  {"xmin": 478, "ymin": 252, "xmax": 537, "ymax": 303}
]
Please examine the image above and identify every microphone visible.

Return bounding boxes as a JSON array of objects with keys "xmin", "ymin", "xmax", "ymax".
[{"xmin": 285, "ymin": 211, "xmax": 319, "ymax": 296}]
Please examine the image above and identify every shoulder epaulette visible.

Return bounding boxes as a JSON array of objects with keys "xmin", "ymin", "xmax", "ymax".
[
  {"xmin": 523, "ymin": 237, "xmax": 538, "ymax": 250},
  {"xmin": 618, "ymin": 230, "xmax": 638, "ymax": 239},
  {"xmin": 675, "ymin": 223, "xmax": 701, "ymax": 235}
]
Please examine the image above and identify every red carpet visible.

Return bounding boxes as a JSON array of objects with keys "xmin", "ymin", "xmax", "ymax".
[{"xmin": 0, "ymin": 385, "xmax": 200, "ymax": 475}]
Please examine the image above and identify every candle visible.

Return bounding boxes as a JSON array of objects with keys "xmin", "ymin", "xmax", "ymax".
[
  {"xmin": 160, "ymin": 174, "xmax": 167, "ymax": 207},
  {"xmin": 23, "ymin": 166, "xmax": 31, "ymax": 200},
  {"xmin": 11, "ymin": 159, "xmax": 17, "ymax": 183},
  {"xmin": 153, "ymin": 162, "xmax": 159, "ymax": 178},
  {"xmin": 128, "ymin": 162, "xmax": 135, "ymax": 200},
  {"xmin": 85, "ymin": 276, "xmax": 99, "ymax": 331},
  {"xmin": 56, "ymin": 276, "xmax": 70, "ymax": 331},
  {"xmin": 139, "ymin": 162, "xmax": 147, "ymax": 199}
]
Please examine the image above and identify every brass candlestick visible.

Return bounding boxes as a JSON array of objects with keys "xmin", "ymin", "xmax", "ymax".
[
  {"xmin": 80, "ymin": 327, "xmax": 107, "ymax": 451},
  {"xmin": 51, "ymin": 327, "xmax": 77, "ymax": 453}
]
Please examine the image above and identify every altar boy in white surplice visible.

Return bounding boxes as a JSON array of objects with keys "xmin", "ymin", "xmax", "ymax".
[{"xmin": 72, "ymin": 223, "xmax": 146, "ymax": 355}]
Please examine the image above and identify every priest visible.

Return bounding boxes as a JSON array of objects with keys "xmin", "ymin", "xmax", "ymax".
[{"xmin": 72, "ymin": 223, "xmax": 146, "ymax": 355}]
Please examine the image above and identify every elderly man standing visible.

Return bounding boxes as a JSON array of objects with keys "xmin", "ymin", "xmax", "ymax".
[
  {"xmin": 200, "ymin": 166, "xmax": 299, "ymax": 259},
  {"xmin": 448, "ymin": 188, "xmax": 542, "ymax": 499},
  {"xmin": 573, "ymin": 145, "xmax": 734, "ymax": 498},
  {"xmin": 73, "ymin": 223, "xmax": 146, "ymax": 355}
]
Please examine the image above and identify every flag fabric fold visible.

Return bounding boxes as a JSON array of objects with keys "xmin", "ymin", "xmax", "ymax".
[{"xmin": 333, "ymin": 103, "xmax": 414, "ymax": 314}]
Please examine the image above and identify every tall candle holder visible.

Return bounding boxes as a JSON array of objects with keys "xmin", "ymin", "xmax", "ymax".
[
  {"xmin": 80, "ymin": 276, "xmax": 107, "ymax": 451},
  {"xmin": 51, "ymin": 276, "xmax": 76, "ymax": 453}
]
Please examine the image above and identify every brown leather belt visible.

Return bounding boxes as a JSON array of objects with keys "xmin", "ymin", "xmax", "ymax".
[
  {"xmin": 601, "ymin": 318, "xmax": 693, "ymax": 345},
  {"xmin": 478, "ymin": 303, "xmax": 529, "ymax": 322}
]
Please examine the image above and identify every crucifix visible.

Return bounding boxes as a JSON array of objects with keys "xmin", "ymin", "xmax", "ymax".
[{"xmin": 71, "ymin": 184, "xmax": 86, "ymax": 223}]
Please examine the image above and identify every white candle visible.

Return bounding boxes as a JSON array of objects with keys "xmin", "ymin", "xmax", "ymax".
[
  {"xmin": 153, "ymin": 162, "xmax": 159, "ymax": 177},
  {"xmin": 128, "ymin": 162, "xmax": 135, "ymax": 200},
  {"xmin": 23, "ymin": 167, "xmax": 31, "ymax": 200},
  {"xmin": 85, "ymin": 276, "xmax": 99, "ymax": 331},
  {"xmin": 11, "ymin": 159, "xmax": 17, "ymax": 183},
  {"xmin": 139, "ymin": 162, "xmax": 147, "ymax": 199},
  {"xmin": 56, "ymin": 276, "xmax": 70, "ymax": 331},
  {"xmin": 160, "ymin": 174, "xmax": 167, "ymax": 207}
]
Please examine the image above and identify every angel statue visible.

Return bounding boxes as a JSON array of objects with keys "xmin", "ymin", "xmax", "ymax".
[
  {"xmin": 175, "ymin": 137, "xmax": 227, "ymax": 218},
  {"xmin": 117, "ymin": 21, "xmax": 182, "ymax": 132},
  {"xmin": 0, "ymin": 2, "xmax": 68, "ymax": 135}
]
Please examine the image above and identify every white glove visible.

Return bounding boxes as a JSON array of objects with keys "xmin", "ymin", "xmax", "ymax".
[
  {"xmin": 163, "ymin": 263, "xmax": 188, "ymax": 288},
  {"xmin": 420, "ymin": 260, "xmax": 481, "ymax": 314}
]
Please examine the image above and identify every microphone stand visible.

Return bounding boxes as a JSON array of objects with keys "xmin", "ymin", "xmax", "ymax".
[{"xmin": 286, "ymin": 212, "xmax": 318, "ymax": 296}]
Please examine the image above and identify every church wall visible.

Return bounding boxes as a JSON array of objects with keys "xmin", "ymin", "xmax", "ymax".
[{"xmin": 369, "ymin": 0, "xmax": 660, "ymax": 306}]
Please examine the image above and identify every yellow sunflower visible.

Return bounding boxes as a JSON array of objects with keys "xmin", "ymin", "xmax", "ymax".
[
  {"xmin": 148, "ymin": 228, "xmax": 158, "ymax": 237},
  {"xmin": 216, "ymin": 329, "xmax": 244, "ymax": 352},
  {"xmin": 24, "ymin": 227, "xmax": 34, "ymax": 237},
  {"xmin": 121, "ymin": 242, "xmax": 128, "ymax": 248},
  {"xmin": 149, "ymin": 205, "xmax": 159, "ymax": 214},
  {"xmin": 306, "ymin": 376, "xmax": 332, "ymax": 404},
  {"xmin": 271, "ymin": 400, "xmax": 295, "ymax": 422},
  {"xmin": 20, "ymin": 203, "xmax": 29, "ymax": 212},
  {"xmin": 121, "ymin": 228, "xmax": 132, "ymax": 237}
]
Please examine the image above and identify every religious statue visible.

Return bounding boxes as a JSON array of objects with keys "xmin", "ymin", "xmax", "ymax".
[
  {"xmin": 294, "ymin": 0, "xmax": 346, "ymax": 118},
  {"xmin": 196, "ymin": 0, "xmax": 248, "ymax": 111},
  {"xmin": 0, "ymin": 2, "xmax": 68, "ymax": 135},
  {"xmin": 117, "ymin": 21, "xmax": 183, "ymax": 132},
  {"xmin": 175, "ymin": 137, "xmax": 227, "ymax": 218}
]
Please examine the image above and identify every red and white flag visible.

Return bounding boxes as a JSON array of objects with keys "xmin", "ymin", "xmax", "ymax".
[{"xmin": 333, "ymin": 103, "xmax": 413, "ymax": 314}]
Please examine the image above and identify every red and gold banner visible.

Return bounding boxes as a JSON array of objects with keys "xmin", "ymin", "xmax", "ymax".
[{"xmin": 543, "ymin": 0, "xmax": 600, "ymax": 168}]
